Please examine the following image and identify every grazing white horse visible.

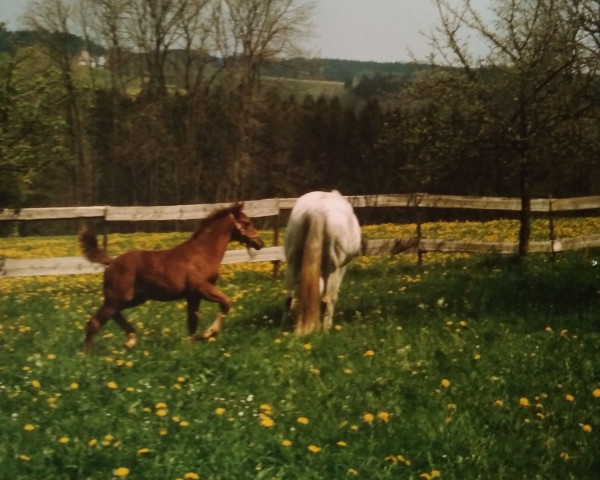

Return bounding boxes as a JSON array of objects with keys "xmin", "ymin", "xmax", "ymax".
[{"xmin": 283, "ymin": 190, "xmax": 362, "ymax": 335}]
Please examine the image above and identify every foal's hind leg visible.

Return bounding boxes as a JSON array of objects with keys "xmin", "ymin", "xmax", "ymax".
[
  {"xmin": 113, "ymin": 312, "xmax": 138, "ymax": 349},
  {"xmin": 83, "ymin": 303, "xmax": 116, "ymax": 354}
]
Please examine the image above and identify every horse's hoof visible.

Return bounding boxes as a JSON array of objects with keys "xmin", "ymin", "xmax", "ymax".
[{"xmin": 124, "ymin": 333, "xmax": 137, "ymax": 348}]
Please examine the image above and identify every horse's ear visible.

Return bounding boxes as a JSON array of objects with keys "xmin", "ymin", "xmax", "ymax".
[{"xmin": 232, "ymin": 202, "xmax": 244, "ymax": 214}]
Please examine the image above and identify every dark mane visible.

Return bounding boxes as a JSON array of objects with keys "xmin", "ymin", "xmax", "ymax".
[{"xmin": 192, "ymin": 203, "xmax": 241, "ymax": 239}]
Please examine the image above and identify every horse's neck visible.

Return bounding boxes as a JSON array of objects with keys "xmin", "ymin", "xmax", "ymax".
[{"xmin": 190, "ymin": 218, "xmax": 232, "ymax": 259}]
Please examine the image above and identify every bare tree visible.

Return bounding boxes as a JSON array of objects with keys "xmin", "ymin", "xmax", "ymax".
[
  {"xmin": 211, "ymin": 0, "xmax": 314, "ymax": 201},
  {"xmin": 23, "ymin": 0, "xmax": 94, "ymax": 205},
  {"xmin": 430, "ymin": 0, "xmax": 594, "ymax": 258}
]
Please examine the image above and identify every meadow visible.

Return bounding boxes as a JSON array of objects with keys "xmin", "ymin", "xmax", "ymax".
[{"xmin": 1, "ymin": 218, "xmax": 600, "ymax": 479}]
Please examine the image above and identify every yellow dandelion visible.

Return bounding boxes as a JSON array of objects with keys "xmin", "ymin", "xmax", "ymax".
[
  {"xmin": 363, "ymin": 413, "xmax": 375, "ymax": 423},
  {"xmin": 113, "ymin": 467, "xmax": 130, "ymax": 477},
  {"xmin": 159, "ymin": 428, "xmax": 168, "ymax": 436},
  {"xmin": 565, "ymin": 394, "xmax": 575, "ymax": 402},
  {"xmin": 582, "ymin": 424, "xmax": 592, "ymax": 433},
  {"xmin": 183, "ymin": 472, "xmax": 199, "ymax": 479},
  {"xmin": 177, "ymin": 376, "xmax": 186, "ymax": 383},
  {"xmin": 310, "ymin": 367, "xmax": 320, "ymax": 375},
  {"xmin": 303, "ymin": 343, "xmax": 312, "ymax": 350},
  {"xmin": 344, "ymin": 368, "xmax": 353, "ymax": 374},
  {"xmin": 215, "ymin": 407, "xmax": 226, "ymax": 415},
  {"xmin": 297, "ymin": 416, "xmax": 309, "ymax": 425},
  {"xmin": 307, "ymin": 445, "xmax": 321, "ymax": 453},
  {"xmin": 334, "ymin": 325, "xmax": 342, "ymax": 331},
  {"xmin": 70, "ymin": 382, "xmax": 79, "ymax": 389},
  {"xmin": 259, "ymin": 404, "xmax": 272, "ymax": 413},
  {"xmin": 179, "ymin": 421, "xmax": 190, "ymax": 427},
  {"xmin": 106, "ymin": 381, "xmax": 118, "ymax": 390},
  {"xmin": 440, "ymin": 379, "xmax": 450, "ymax": 388},
  {"xmin": 519, "ymin": 397, "xmax": 530, "ymax": 407},
  {"xmin": 47, "ymin": 354, "xmax": 56, "ymax": 360},
  {"xmin": 259, "ymin": 414, "xmax": 274, "ymax": 428},
  {"xmin": 281, "ymin": 439, "xmax": 292, "ymax": 447},
  {"xmin": 88, "ymin": 439, "xmax": 98, "ymax": 447},
  {"xmin": 58, "ymin": 437, "xmax": 69, "ymax": 444},
  {"xmin": 350, "ymin": 424, "xmax": 359, "ymax": 431},
  {"xmin": 155, "ymin": 402, "xmax": 167, "ymax": 409},
  {"xmin": 494, "ymin": 399, "xmax": 504, "ymax": 407},
  {"xmin": 19, "ymin": 454, "xmax": 31, "ymax": 461},
  {"xmin": 363, "ymin": 349, "xmax": 375, "ymax": 357},
  {"xmin": 593, "ymin": 388, "xmax": 600, "ymax": 398},
  {"xmin": 155, "ymin": 409, "xmax": 167, "ymax": 417},
  {"xmin": 23, "ymin": 424, "xmax": 36, "ymax": 431},
  {"xmin": 560, "ymin": 452, "xmax": 570, "ymax": 461},
  {"xmin": 431, "ymin": 470, "xmax": 441, "ymax": 478},
  {"xmin": 337, "ymin": 441, "xmax": 347, "ymax": 447},
  {"xmin": 348, "ymin": 468, "xmax": 358, "ymax": 475},
  {"xmin": 137, "ymin": 448, "xmax": 150, "ymax": 455},
  {"xmin": 31, "ymin": 380, "xmax": 41, "ymax": 389},
  {"xmin": 378, "ymin": 411, "xmax": 390, "ymax": 423}
]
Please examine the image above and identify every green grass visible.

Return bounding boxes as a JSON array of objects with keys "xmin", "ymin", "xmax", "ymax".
[{"xmin": 1, "ymin": 250, "xmax": 600, "ymax": 479}]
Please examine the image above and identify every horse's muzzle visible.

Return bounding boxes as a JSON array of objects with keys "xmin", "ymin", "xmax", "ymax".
[{"xmin": 248, "ymin": 236, "xmax": 264, "ymax": 250}]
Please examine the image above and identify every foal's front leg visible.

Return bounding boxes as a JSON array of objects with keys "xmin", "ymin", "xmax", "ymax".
[
  {"xmin": 196, "ymin": 283, "xmax": 231, "ymax": 340},
  {"xmin": 186, "ymin": 296, "xmax": 200, "ymax": 342}
]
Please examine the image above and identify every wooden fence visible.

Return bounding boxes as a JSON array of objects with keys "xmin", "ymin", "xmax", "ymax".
[{"xmin": 1, "ymin": 194, "xmax": 600, "ymax": 278}]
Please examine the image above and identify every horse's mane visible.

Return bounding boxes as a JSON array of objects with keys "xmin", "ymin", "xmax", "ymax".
[{"xmin": 191, "ymin": 203, "xmax": 242, "ymax": 239}]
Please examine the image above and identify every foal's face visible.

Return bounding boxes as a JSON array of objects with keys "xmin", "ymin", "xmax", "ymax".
[{"xmin": 231, "ymin": 212, "xmax": 264, "ymax": 250}]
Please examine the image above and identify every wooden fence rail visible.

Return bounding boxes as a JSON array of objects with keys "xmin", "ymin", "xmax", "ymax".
[{"xmin": 2, "ymin": 194, "xmax": 600, "ymax": 278}]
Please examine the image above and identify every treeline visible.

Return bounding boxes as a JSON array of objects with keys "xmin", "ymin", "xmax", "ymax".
[{"xmin": 2, "ymin": 0, "xmax": 600, "ymax": 255}]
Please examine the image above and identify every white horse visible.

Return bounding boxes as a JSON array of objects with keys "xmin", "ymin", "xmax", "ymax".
[{"xmin": 283, "ymin": 190, "xmax": 362, "ymax": 335}]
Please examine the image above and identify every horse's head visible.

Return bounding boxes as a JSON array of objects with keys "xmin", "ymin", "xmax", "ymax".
[{"xmin": 230, "ymin": 203, "xmax": 264, "ymax": 250}]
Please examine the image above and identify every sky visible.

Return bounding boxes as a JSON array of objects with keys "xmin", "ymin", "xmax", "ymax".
[{"xmin": 0, "ymin": 0, "xmax": 492, "ymax": 63}]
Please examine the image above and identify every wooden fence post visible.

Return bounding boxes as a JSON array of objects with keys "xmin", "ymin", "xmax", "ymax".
[{"xmin": 548, "ymin": 195, "xmax": 556, "ymax": 260}]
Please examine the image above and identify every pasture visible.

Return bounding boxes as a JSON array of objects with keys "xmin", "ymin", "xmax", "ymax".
[{"xmin": 1, "ymin": 220, "xmax": 600, "ymax": 479}]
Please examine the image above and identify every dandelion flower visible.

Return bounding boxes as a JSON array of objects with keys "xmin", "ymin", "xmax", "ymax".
[
  {"xmin": 565, "ymin": 394, "xmax": 575, "ymax": 402},
  {"xmin": 215, "ymin": 407, "xmax": 226, "ymax": 415},
  {"xmin": 303, "ymin": 343, "xmax": 312, "ymax": 350},
  {"xmin": 593, "ymin": 388, "xmax": 600, "ymax": 398},
  {"xmin": 107, "ymin": 381, "xmax": 118, "ymax": 389},
  {"xmin": 344, "ymin": 368, "xmax": 353, "ymax": 374},
  {"xmin": 259, "ymin": 414, "xmax": 274, "ymax": 428},
  {"xmin": 70, "ymin": 382, "xmax": 79, "ymax": 389},
  {"xmin": 179, "ymin": 421, "xmax": 190, "ymax": 427},
  {"xmin": 519, "ymin": 397, "xmax": 530, "ymax": 407},
  {"xmin": 23, "ymin": 424, "xmax": 36, "ymax": 431},
  {"xmin": 31, "ymin": 380, "xmax": 41, "ymax": 389},
  {"xmin": 88, "ymin": 439, "xmax": 97, "ymax": 447},
  {"xmin": 364, "ymin": 349, "xmax": 375, "ymax": 357},
  {"xmin": 440, "ymin": 379, "xmax": 450, "ymax": 388},
  {"xmin": 58, "ymin": 437, "xmax": 69, "ymax": 444},
  {"xmin": 494, "ymin": 400, "xmax": 504, "ymax": 407},
  {"xmin": 307, "ymin": 445, "xmax": 321, "ymax": 453},
  {"xmin": 155, "ymin": 409, "xmax": 167, "ymax": 417},
  {"xmin": 155, "ymin": 402, "xmax": 167, "ymax": 409},
  {"xmin": 363, "ymin": 413, "xmax": 375, "ymax": 423},
  {"xmin": 337, "ymin": 441, "xmax": 347, "ymax": 447},
  {"xmin": 281, "ymin": 439, "xmax": 292, "ymax": 447},
  {"xmin": 19, "ymin": 454, "xmax": 31, "ymax": 462},
  {"xmin": 137, "ymin": 448, "xmax": 150, "ymax": 455},
  {"xmin": 348, "ymin": 468, "xmax": 358, "ymax": 475},
  {"xmin": 297, "ymin": 416, "xmax": 309, "ymax": 425},
  {"xmin": 378, "ymin": 411, "xmax": 390, "ymax": 423},
  {"xmin": 113, "ymin": 467, "xmax": 130, "ymax": 477},
  {"xmin": 183, "ymin": 472, "xmax": 199, "ymax": 479},
  {"xmin": 582, "ymin": 424, "xmax": 592, "ymax": 432}
]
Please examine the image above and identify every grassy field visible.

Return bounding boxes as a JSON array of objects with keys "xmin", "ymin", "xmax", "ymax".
[{"xmin": 1, "ymin": 221, "xmax": 600, "ymax": 479}]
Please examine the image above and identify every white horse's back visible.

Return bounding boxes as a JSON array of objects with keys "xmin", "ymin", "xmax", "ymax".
[{"xmin": 283, "ymin": 190, "xmax": 361, "ymax": 334}]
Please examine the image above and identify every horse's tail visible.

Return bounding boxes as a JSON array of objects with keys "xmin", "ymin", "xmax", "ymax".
[
  {"xmin": 78, "ymin": 229, "xmax": 112, "ymax": 265},
  {"xmin": 297, "ymin": 214, "xmax": 324, "ymax": 335}
]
